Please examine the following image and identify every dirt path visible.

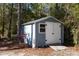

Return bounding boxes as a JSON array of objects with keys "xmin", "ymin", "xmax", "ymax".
[{"xmin": 0, "ymin": 46, "xmax": 79, "ymax": 56}]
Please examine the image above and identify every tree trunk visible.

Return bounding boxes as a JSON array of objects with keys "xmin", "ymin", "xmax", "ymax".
[
  {"xmin": 17, "ymin": 3, "xmax": 22, "ymax": 35},
  {"xmin": 17, "ymin": 3, "xmax": 23, "ymax": 43},
  {"xmin": 8, "ymin": 4, "xmax": 13, "ymax": 39},
  {"xmin": 2, "ymin": 4, "xmax": 5, "ymax": 37}
]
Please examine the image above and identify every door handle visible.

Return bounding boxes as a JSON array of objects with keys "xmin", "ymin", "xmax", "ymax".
[
  {"xmin": 45, "ymin": 40, "xmax": 47, "ymax": 41},
  {"xmin": 52, "ymin": 33, "xmax": 54, "ymax": 34}
]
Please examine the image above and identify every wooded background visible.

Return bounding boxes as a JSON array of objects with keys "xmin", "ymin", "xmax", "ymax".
[{"xmin": 0, "ymin": 3, "xmax": 79, "ymax": 46}]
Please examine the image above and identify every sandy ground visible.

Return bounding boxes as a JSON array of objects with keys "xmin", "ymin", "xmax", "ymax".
[
  {"xmin": 0, "ymin": 45, "xmax": 79, "ymax": 56},
  {"xmin": 0, "ymin": 48, "xmax": 53, "ymax": 56},
  {"xmin": 0, "ymin": 43, "xmax": 79, "ymax": 56}
]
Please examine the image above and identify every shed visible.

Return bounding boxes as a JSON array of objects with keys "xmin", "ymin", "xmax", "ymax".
[{"xmin": 22, "ymin": 16, "xmax": 64, "ymax": 48}]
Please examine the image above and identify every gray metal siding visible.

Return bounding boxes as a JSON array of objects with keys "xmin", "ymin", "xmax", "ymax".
[
  {"xmin": 35, "ymin": 22, "xmax": 46, "ymax": 47},
  {"xmin": 35, "ymin": 18, "xmax": 64, "ymax": 47},
  {"xmin": 61, "ymin": 24, "xmax": 64, "ymax": 44},
  {"xmin": 45, "ymin": 18, "xmax": 64, "ymax": 44},
  {"xmin": 23, "ymin": 17, "xmax": 64, "ymax": 47}
]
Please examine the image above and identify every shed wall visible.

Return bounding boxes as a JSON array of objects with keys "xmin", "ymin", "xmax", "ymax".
[
  {"xmin": 32, "ymin": 24, "xmax": 36, "ymax": 48},
  {"xmin": 24, "ymin": 25, "xmax": 32, "ymax": 45},
  {"xmin": 23, "ymin": 17, "xmax": 64, "ymax": 47},
  {"xmin": 35, "ymin": 18, "xmax": 64, "ymax": 47},
  {"xmin": 35, "ymin": 22, "xmax": 46, "ymax": 47},
  {"xmin": 61, "ymin": 24, "xmax": 64, "ymax": 44}
]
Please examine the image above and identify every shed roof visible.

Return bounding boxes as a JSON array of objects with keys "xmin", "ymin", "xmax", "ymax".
[{"xmin": 22, "ymin": 16, "xmax": 63, "ymax": 25}]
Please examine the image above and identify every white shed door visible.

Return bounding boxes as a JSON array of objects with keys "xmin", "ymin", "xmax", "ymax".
[{"xmin": 46, "ymin": 22, "xmax": 61, "ymax": 44}]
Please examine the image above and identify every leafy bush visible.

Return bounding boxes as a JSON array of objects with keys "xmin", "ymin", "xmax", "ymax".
[{"xmin": 64, "ymin": 26, "xmax": 75, "ymax": 46}]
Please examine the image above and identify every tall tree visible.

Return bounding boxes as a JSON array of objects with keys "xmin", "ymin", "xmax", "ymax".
[
  {"xmin": 8, "ymin": 4, "xmax": 13, "ymax": 39},
  {"xmin": 17, "ymin": 3, "xmax": 22, "ymax": 35},
  {"xmin": 2, "ymin": 4, "xmax": 5, "ymax": 37}
]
